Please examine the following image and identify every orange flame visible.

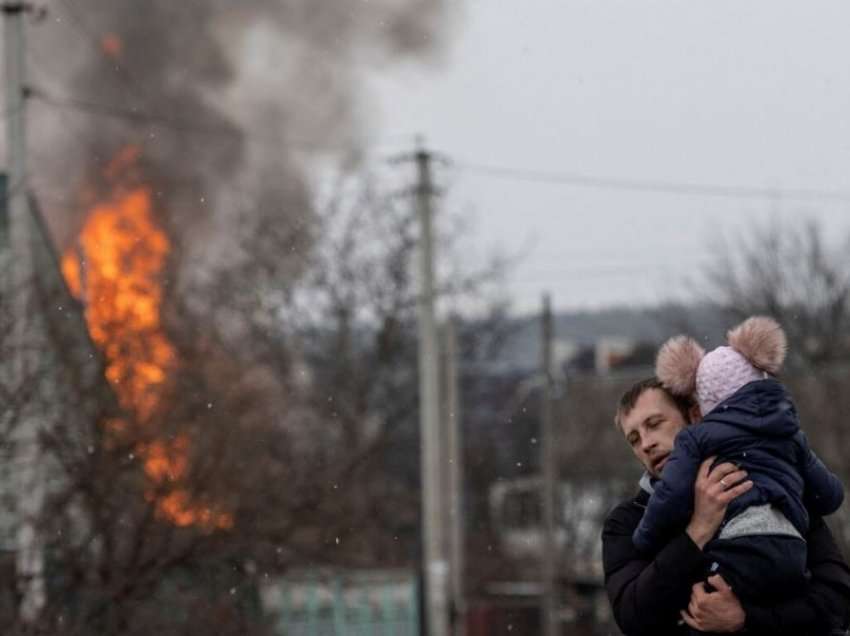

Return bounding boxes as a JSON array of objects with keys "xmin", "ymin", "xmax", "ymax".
[
  {"xmin": 62, "ymin": 185, "xmax": 174, "ymax": 420},
  {"xmin": 62, "ymin": 147, "xmax": 231, "ymax": 530}
]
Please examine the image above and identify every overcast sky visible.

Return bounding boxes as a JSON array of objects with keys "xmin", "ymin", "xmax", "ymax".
[{"xmin": 369, "ymin": 0, "xmax": 850, "ymax": 314}]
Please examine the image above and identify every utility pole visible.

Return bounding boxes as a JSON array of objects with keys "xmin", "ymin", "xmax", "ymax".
[
  {"xmin": 442, "ymin": 317, "xmax": 465, "ymax": 636},
  {"xmin": 4, "ymin": 1, "xmax": 29, "ymax": 252},
  {"xmin": 414, "ymin": 141, "xmax": 449, "ymax": 636},
  {"xmin": 3, "ymin": 1, "xmax": 45, "ymax": 623},
  {"xmin": 540, "ymin": 294, "xmax": 558, "ymax": 636}
]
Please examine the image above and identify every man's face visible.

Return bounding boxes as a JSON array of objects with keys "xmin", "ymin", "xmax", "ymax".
[{"xmin": 619, "ymin": 388, "xmax": 688, "ymax": 478}]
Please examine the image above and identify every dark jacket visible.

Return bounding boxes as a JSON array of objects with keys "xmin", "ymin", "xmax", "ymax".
[
  {"xmin": 633, "ymin": 379, "xmax": 844, "ymax": 553},
  {"xmin": 603, "ymin": 487, "xmax": 850, "ymax": 636}
]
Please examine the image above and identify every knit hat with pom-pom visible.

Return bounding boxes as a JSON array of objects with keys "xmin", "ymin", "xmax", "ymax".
[{"xmin": 656, "ymin": 316, "xmax": 787, "ymax": 416}]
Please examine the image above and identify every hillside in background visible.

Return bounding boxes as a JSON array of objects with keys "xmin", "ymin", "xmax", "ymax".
[{"xmin": 493, "ymin": 302, "xmax": 735, "ymax": 372}]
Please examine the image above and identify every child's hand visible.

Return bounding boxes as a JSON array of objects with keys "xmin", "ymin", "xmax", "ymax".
[{"xmin": 686, "ymin": 457, "xmax": 753, "ymax": 549}]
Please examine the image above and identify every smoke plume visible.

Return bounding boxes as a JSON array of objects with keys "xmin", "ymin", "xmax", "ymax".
[{"xmin": 27, "ymin": 0, "xmax": 455, "ymax": 259}]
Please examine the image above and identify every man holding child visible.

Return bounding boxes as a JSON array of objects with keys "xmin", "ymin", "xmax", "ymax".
[{"xmin": 602, "ymin": 317, "xmax": 850, "ymax": 635}]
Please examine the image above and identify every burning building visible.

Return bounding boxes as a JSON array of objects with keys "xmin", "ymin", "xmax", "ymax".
[
  {"xmin": 60, "ymin": 145, "xmax": 232, "ymax": 531},
  {"xmin": 3, "ymin": 1, "xmax": 458, "ymax": 630},
  {"xmin": 0, "ymin": 175, "xmax": 114, "ymax": 621}
]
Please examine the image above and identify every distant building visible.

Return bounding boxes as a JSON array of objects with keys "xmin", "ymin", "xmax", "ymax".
[
  {"xmin": 562, "ymin": 337, "xmax": 655, "ymax": 377},
  {"xmin": 261, "ymin": 569, "xmax": 419, "ymax": 636}
]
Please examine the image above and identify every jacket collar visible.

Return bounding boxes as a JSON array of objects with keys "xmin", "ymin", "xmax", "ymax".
[
  {"xmin": 632, "ymin": 472, "xmax": 654, "ymax": 508},
  {"xmin": 639, "ymin": 471, "xmax": 655, "ymax": 495}
]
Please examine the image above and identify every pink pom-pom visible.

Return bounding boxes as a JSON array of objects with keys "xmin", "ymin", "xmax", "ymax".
[
  {"xmin": 656, "ymin": 335, "xmax": 705, "ymax": 396},
  {"xmin": 727, "ymin": 316, "xmax": 787, "ymax": 374}
]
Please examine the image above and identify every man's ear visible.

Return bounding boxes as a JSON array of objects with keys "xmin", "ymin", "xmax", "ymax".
[{"xmin": 688, "ymin": 404, "xmax": 702, "ymax": 424}]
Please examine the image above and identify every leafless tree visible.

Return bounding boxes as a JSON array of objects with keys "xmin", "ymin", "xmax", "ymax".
[
  {"xmin": 705, "ymin": 219, "xmax": 850, "ymax": 368},
  {"xmin": 700, "ymin": 218, "xmax": 850, "ymax": 553},
  {"xmin": 0, "ymin": 171, "xmax": 511, "ymax": 634}
]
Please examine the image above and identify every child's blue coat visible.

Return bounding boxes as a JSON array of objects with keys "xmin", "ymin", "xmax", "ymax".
[{"xmin": 633, "ymin": 379, "xmax": 844, "ymax": 554}]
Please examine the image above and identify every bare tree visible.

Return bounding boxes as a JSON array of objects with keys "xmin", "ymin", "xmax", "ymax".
[
  {"xmin": 705, "ymin": 219, "xmax": 850, "ymax": 368},
  {"xmin": 700, "ymin": 218, "xmax": 850, "ymax": 555},
  {"xmin": 175, "ymin": 172, "xmax": 519, "ymax": 635},
  {"xmin": 0, "ymin": 166, "xmax": 514, "ymax": 634}
]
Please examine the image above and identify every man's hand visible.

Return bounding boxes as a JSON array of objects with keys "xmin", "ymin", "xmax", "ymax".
[
  {"xmin": 686, "ymin": 457, "xmax": 753, "ymax": 549},
  {"xmin": 681, "ymin": 574, "xmax": 746, "ymax": 633}
]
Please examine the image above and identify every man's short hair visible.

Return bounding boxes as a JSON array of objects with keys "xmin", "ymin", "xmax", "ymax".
[{"xmin": 614, "ymin": 377, "xmax": 694, "ymax": 430}]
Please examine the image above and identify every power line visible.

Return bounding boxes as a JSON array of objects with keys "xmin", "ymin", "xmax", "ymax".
[
  {"xmin": 31, "ymin": 88, "xmax": 241, "ymax": 138},
  {"xmin": 28, "ymin": 168, "xmax": 373, "ymax": 214},
  {"xmin": 49, "ymin": 0, "xmax": 412, "ymax": 154},
  {"xmin": 30, "ymin": 6, "xmax": 406, "ymax": 156},
  {"xmin": 0, "ymin": 102, "xmax": 25, "ymax": 120},
  {"xmin": 455, "ymin": 161, "xmax": 850, "ymax": 203},
  {"xmin": 25, "ymin": 44, "xmax": 123, "ymax": 154},
  {"xmin": 25, "ymin": 44, "xmax": 241, "ymax": 158},
  {"xmin": 32, "ymin": 5, "xmax": 419, "ymax": 159},
  {"xmin": 47, "ymin": 0, "xmax": 277, "ymax": 158},
  {"xmin": 29, "ymin": 87, "xmax": 397, "ymax": 155}
]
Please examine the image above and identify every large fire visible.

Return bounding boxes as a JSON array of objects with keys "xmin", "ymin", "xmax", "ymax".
[{"xmin": 62, "ymin": 146, "xmax": 231, "ymax": 530}]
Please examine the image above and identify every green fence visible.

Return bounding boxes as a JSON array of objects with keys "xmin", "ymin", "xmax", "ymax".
[{"xmin": 263, "ymin": 569, "xmax": 419, "ymax": 636}]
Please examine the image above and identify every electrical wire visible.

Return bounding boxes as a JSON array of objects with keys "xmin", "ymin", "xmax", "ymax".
[{"xmin": 455, "ymin": 161, "xmax": 850, "ymax": 203}]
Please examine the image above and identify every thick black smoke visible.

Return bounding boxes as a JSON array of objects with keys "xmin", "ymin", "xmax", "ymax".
[{"xmin": 27, "ymin": 0, "xmax": 454, "ymax": 253}]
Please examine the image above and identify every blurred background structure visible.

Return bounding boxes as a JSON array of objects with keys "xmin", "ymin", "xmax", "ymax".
[{"xmin": 2, "ymin": 1, "xmax": 850, "ymax": 635}]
